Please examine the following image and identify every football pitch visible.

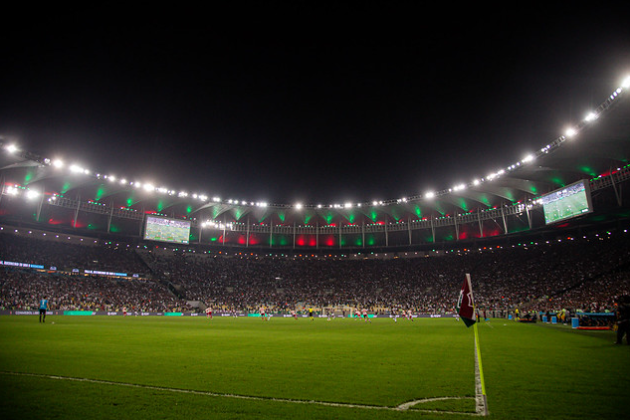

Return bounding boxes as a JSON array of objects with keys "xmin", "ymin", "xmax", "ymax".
[{"xmin": 0, "ymin": 316, "xmax": 628, "ymax": 419}]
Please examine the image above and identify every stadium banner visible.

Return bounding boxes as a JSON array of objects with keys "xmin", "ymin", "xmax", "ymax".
[
  {"xmin": 2, "ymin": 310, "xmax": 63, "ymax": 316},
  {"xmin": 64, "ymin": 311, "xmax": 94, "ymax": 316},
  {"xmin": 0, "ymin": 310, "xmax": 459, "ymax": 318}
]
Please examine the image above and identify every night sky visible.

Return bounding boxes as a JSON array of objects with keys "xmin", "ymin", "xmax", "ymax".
[{"xmin": 2, "ymin": 4, "xmax": 630, "ymax": 205}]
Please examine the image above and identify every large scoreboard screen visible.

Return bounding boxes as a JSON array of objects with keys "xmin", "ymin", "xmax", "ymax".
[
  {"xmin": 144, "ymin": 216, "xmax": 191, "ymax": 244},
  {"xmin": 540, "ymin": 180, "xmax": 593, "ymax": 225}
]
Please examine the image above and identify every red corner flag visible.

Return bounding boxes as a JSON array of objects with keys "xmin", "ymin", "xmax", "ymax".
[{"xmin": 457, "ymin": 273, "xmax": 476, "ymax": 327}]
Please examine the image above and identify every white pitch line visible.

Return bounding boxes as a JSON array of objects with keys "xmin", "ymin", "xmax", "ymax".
[
  {"xmin": 1, "ymin": 371, "xmax": 480, "ymax": 415},
  {"xmin": 474, "ymin": 334, "xmax": 489, "ymax": 416}
]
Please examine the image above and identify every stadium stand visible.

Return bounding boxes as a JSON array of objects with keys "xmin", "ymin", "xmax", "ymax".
[{"xmin": 2, "ymin": 226, "xmax": 629, "ymax": 317}]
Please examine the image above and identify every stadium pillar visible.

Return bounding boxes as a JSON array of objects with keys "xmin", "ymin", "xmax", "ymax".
[
  {"xmin": 316, "ymin": 222, "xmax": 320, "ymax": 249},
  {"xmin": 139, "ymin": 213, "xmax": 145, "ymax": 237},
  {"xmin": 384, "ymin": 219, "xmax": 389, "ymax": 247},
  {"xmin": 293, "ymin": 222, "xmax": 296, "ymax": 249},
  {"xmin": 430, "ymin": 215, "xmax": 436, "ymax": 243},
  {"xmin": 408, "ymin": 216, "xmax": 412, "ymax": 245},
  {"xmin": 478, "ymin": 209, "xmax": 484, "ymax": 238},
  {"xmin": 361, "ymin": 221, "xmax": 365, "ymax": 249},
  {"xmin": 222, "ymin": 214, "xmax": 226, "ymax": 245},
  {"xmin": 0, "ymin": 174, "xmax": 4, "ymax": 207},
  {"xmin": 73, "ymin": 193, "xmax": 80, "ymax": 228},
  {"xmin": 454, "ymin": 212, "xmax": 459, "ymax": 241},
  {"xmin": 500, "ymin": 205, "xmax": 508, "ymax": 234},
  {"xmin": 107, "ymin": 200, "xmax": 114, "ymax": 234},
  {"xmin": 526, "ymin": 206, "xmax": 532, "ymax": 230},
  {"xmin": 339, "ymin": 222, "xmax": 342, "ymax": 249},
  {"xmin": 36, "ymin": 186, "xmax": 45, "ymax": 222},
  {"xmin": 246, "ymin": 216, "xmax": 250, "ymax": 247},
  {"xmin": 610, "ymin": 166, "xmax": 623, "ymax": 206}
]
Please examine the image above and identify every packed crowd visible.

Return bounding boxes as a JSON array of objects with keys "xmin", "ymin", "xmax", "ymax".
[
  {"xmin": 1, "ymin": 229, "xmax": 629, "ymax": 316},
  {"xmin": 0, "ymin": 270, "xmax": 184, "ymax": 312},
  {"xmin": 0, "ymin": 232, "xmax": 148, "ymax": 275}
]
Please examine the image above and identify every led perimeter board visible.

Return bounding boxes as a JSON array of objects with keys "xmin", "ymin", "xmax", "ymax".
[
  {"xmin": 540, "ymin": 179, "xmax": 593, "ymax": 225},
  {"xmin": 144, "ymin": 216, "xmax": 191, "ymax": 244}
]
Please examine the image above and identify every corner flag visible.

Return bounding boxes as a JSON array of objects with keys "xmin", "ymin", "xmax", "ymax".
[{"xmin": 457, "ymin": 273, "xmax": 476, "ymax": 327}]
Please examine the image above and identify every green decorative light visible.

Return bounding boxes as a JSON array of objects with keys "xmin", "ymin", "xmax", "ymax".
[{"xmin": 95, "ymin": 186, "xmax": 106, "ymax": 201}]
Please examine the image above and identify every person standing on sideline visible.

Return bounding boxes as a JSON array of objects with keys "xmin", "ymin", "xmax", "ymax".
[
  {"xmin": 615, "ymin": 295, "xmax": 630, "ymax": 345},
  {"xmin": 39, "ymin": 296, "xmax": 48, "ymax": 323}
]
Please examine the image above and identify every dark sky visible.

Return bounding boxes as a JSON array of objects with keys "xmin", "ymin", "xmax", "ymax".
[{"xmin": 2, "ymin": 4, "xmax": 630, "ymax": 205}]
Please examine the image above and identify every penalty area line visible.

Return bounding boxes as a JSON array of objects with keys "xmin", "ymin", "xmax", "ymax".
[{"xmin": 1, "ymin": 370, "xmax": 479, "ymax": 415}]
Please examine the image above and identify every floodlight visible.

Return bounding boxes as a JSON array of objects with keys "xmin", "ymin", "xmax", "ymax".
[
  {"xmin": 52, "ymin": 159, "xmax": 64, "ymax": 168},
  {"xmin": 26, "ymin": 190, "xmax": 39, "ymax": 200},
  {"xmin": 565, "ymin": 127, "xmax": 577, "ymax": 138},
  {"xmin": 5, "ymin": 144, "xmax": 18, "ymax": 154},
  {"xmin": 622, "ymin": 76, "xmax": 630, "ymax": 89},
  {"xmin": 295, "ymin": 203, "xmax": 303, "ymax": 210},
  {"xmin": 522, "ymin": 154, "xmax": 535, "ymax": 163},
  {"xmin": 584, "ymin": 112, "xmax": 598, "ymax": 122},
  {"xmin": 425, "ymin": 191, "xmax": 435, "ymax": 199}
]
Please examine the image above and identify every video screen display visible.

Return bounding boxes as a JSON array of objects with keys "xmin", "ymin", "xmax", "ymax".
[
  {"xmin": 144, "ymin": 216, "xmax": 191, "ymax": 244},
  {"xmin": 540, "ymin": 180, "xmax": 593, "ymax": 225}
]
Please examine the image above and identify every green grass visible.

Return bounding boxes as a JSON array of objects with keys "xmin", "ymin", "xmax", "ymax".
[{"xmin": 0, "ymin": 316, "xmax": 628, "ymax": 419}]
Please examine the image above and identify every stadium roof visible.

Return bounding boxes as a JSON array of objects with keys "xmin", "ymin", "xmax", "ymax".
[{"xmin": 1, "ymin": 75, "xmax": 629, "ymax": 231}]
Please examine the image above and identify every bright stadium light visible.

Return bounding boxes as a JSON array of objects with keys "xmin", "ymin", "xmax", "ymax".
[
  {"xmin": 5, "ymin": 144, "xmax": 18, "ymax": 154},
  {"xmin": 295, "ymin": 203, "xmax": 303, "ymax": 210},
  {"xmin": 69, "ymin": 164, "xmax": 83, "ymax": 173},
  {"xmin": 565, "ymin": 127, "xmax": 577, "ymax": 138},
  {"xmin": 52, "ymin": 159, "xmax": 64, "ymax": 168},
  {"xmin": 425, "ymin": 191, "xmax": 435, "ymax": 199},
  {"xmin": 622, "ymin": 75, "xmax": 630, "ymax": 89},
  {"xmin": 584, "ymin": 111, "xmax": 598, "ymax": 122},
  {"xmin": 522, "ymin": 154, "xmax": 535, "ymax": 164},
  {"xmin": 26, "ymin": 189, "xmax": 39, "ymax": 200}
]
